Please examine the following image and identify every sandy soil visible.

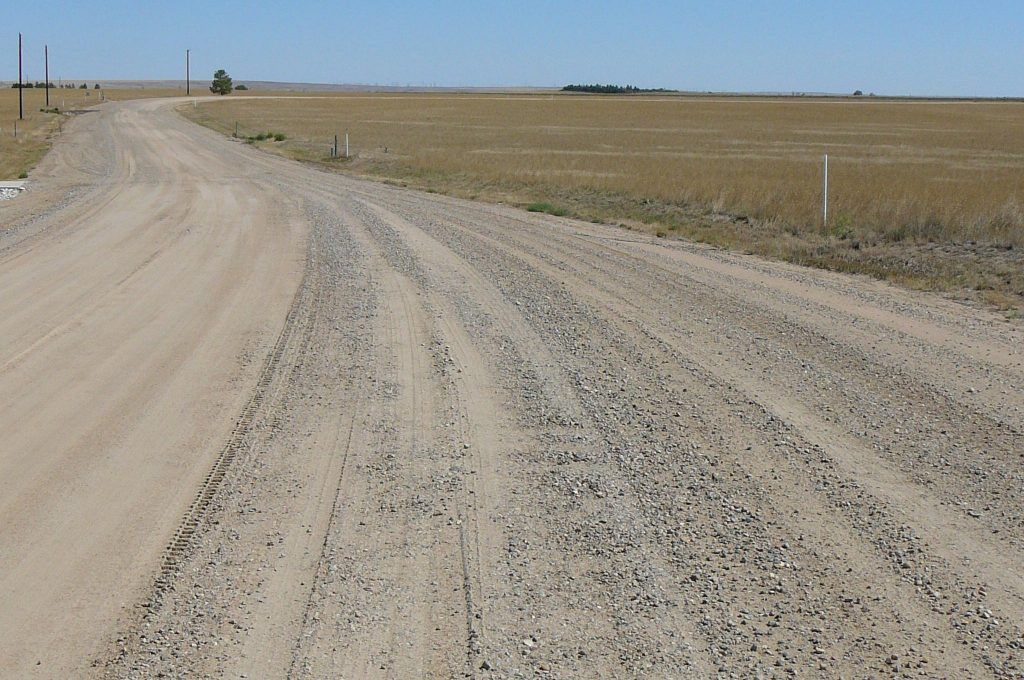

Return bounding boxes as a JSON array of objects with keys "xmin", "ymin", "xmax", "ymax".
[{"xmin": 2, "ymin": 99, "xmax": 1022, "ymax": 679}]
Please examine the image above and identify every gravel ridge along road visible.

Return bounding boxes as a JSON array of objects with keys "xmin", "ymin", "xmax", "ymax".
[{"xmin": 1, "ymin": 98, "xmax": 1022, "ymax": 679}]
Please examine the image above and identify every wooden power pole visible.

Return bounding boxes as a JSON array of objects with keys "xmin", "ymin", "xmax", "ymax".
[
  {"xmin": 186, "ymin": 49, "xmax": 190, "ymax": 95},
  {"xmin": 18, "ymin": 33, "xmax": 23, "ymax": 120},
  {"xmin": 45, "ymin": 44, "xmax": 49, "ymax": 107}
]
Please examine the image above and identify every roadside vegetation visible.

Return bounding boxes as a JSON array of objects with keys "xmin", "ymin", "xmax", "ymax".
[
  {"xmin": 525, "ymin": 202, "xmax": 569, "ymax": 216},
  {"xmin": 210, "ymin": 69, "xmax": 233, "ymax": 96},
  {"xmin": 238, "ymin": 130, "xmax": 286, "ymax": 143},
  {"xmin": 0, "ymin": 87, "xmax": 101, "ymax": 179},
  {"xmin": 182, "ymin": 92, "xmax": 1020, "ymax": 313}
]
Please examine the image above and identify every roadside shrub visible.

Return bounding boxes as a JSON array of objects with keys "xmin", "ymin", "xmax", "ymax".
[
  {"xmin": 18, "ymin": 171, "xmax": 28, "ymax": 179},
  {"xmin": 526, "ymin": 202, "xmax": 570, "ymax": 217},
  {"xmin": 273, "ymin": 132, "xmax": 286, "ymax": 141},
  {"xmin": 830, "ymin": 214, "xmax": 855, "ymax": 240}
]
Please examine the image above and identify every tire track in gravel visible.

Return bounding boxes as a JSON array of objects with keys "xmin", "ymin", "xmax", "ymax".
[
  {"xmin": 367, "ymin": 188, "xmax": 1024, "ymax": 374},
  {"xmin": 368, "ymin": 194, "xmax": 1024, "ymax": 524},
  {"xmin": 349, "ymin": 198, "xmax": 717, "ymax": 676},
  {"xmin": 344, "ymin": 185, "xmax": 1023, "ymax": 427},
  {"xmin": 100, "ymin": 196, "xmax": 365, "ymax": 679},
  {"xmin": 534, "ymin": 226, "xmax": 1024, "ymax": 451},
  {"xmin": 489, "ymin": 220, "xmax": 1024, "ymax": 544},
  {"xmin": 380, "ymin": 203, "xmax": 1023, "ymax": 676},
  {"xmin": 156, "ymin": 213, "xmax": 317, "ymax": 587},
  {"xmin": 345, "ymin": 203, "xmax": 478, "ymax": 678}
]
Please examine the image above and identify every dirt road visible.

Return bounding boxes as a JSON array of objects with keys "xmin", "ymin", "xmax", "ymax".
[{"xmin": 2, "ymin": 99, "xmax": 1022, "ymax": 679}]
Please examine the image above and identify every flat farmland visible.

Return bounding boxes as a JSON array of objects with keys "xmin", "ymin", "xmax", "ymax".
[{"xmin": 188, "ymin": 93, "xmax": 1024, "ymax": 310}]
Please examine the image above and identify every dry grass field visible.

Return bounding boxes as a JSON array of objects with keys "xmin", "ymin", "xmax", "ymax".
[
  {"xmin": 187, "ymin": 93, "xmax": 1024, "ymax": 310},
  {"xmin": 0, "ymin": 87, "xmax": 183, "ymax": 180}
]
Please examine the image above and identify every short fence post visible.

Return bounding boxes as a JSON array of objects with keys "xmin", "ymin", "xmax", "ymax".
[
  {"xmin": 345, "ymin": 132, "xmax": 349, "ymax": 158},
  {"xmin": 822, "ymin": 154, "xmax": 829, "ymax": 227}
]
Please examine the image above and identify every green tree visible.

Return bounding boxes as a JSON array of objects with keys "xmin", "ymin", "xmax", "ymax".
[{"xmin": 210, "ymin": 69, "xmax": 233, "ymax": 96}]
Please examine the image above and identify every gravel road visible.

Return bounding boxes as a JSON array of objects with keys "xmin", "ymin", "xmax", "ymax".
[{"xmin": 2, "ymin": 99, "xmax": 1022, "ymax": 679}]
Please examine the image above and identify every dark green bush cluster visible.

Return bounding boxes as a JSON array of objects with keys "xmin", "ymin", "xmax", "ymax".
[{"xmin": 243, "ymin": 131, "xmax": 287, "ymax": 143}]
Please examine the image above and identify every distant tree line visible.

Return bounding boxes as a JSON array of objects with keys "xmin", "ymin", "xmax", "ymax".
[
  {"xmin": 10, "ymin": 82, "xmax": 100, "ymax": 89},
  {"xmin": 562, "ymin": 83, "xmax": 677, "ymax": 94}
]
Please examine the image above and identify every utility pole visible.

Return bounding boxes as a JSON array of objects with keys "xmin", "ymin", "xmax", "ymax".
[
  {"xmin": 186, "ymin": 49, "xmax": 190, "ymax": 95},
  {"xmin": 45, "ymin": 44, "xmax": 49, "ymax": 107},
  {"xmin": 18, "ymin": 33, "xmax": 24, "ymax": 120}
]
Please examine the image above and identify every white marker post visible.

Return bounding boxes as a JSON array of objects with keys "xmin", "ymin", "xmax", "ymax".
[
  {"xmin": 822, "ymin": 154, "xmax": 829, "ymax": 227},
  {"xmin": 345, "ymin": 133, "xmax": 350, "ymax": 158}
]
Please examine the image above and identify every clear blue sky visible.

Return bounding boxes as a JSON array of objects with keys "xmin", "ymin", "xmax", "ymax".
[{"xmin": 9, "ymin": 1, "xmax": 1024, "ymax": 96}]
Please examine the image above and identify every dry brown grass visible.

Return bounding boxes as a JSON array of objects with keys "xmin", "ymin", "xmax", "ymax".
[
  {"xmin": 0, "ymin": 87, "xmax": 184, "ymax": 179},
  {"xmin": 187, "ymin": 94, "xmax": 1023, "ymax": 239},
  {"xmin": 185, "ymin": 93, "xmax": 1024, "ymax": 311}
]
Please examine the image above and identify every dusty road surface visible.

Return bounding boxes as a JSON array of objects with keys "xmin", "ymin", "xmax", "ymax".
[{"xmin": 1, "ymin": 99, "xmax": 1022, "ymax": 679}]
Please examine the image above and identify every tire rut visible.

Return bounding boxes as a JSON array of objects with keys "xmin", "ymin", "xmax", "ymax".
[{"xmin": 155, "ymin": 225, "xmax": 318, "ymax": 589}]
